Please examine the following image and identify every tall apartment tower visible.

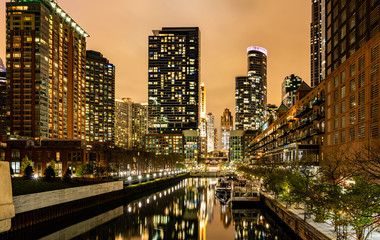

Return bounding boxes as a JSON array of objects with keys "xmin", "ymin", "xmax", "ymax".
[
  {"xmin": 148, "ymin": 27, "xmax": 200, "ymax": 133},
  {"xmin": 235, "ymin": 76, "xmax": 254, "ymax": 130},
  {"xmin": 323, "ymin": 0, "xmax": 380, "ymax": 76},
  {"xmin": 199, "ymin": 82, "xmax": 207, "ymax": 155},
  {"xmin": 220, "ymin": 108, "xmax": 233, "ymax": 152},
  {"xmin": 85, "ymin": 50, "xmax": 115, "ymax": 144},
  {"xmin": 0, "ymin": 71, "xmax": 7, "ymax": 137},
  {"xmin": 247, "ymin": 46, "xmax": 267, "ymax": 130},
  {"xmin": 115, "ymin": 98, "xmax": 133, "ymax": 149},
  {"xmin": 311, "ymin": 0, "xmax": 323, "ymax": 88},
  {"xmin": 132, "ymin": 102, "xmax": 148, "ymax": 148},
  {"xmin": 206, "ymin": 112, "xmax": 214, "ymax": 153},
  {"xmin": 281, "ymin": 74, "xmax": 303, "ymax": 108},
  {"xmin": 6, "ymin": 0, "xmax": 88, "ymax": 139}
]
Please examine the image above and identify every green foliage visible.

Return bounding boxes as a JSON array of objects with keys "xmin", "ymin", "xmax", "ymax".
[
  {"xmin": 44, "ymin": 165, "xmax": 55, "ymax": 181},
  {"xmin": 76, "ymin": 163, "xmax": 95, "ymax": 177},
  {"xmin": 23, "ymin": 164, "xmax": 34, "ymax": 180},
  {"xmin": 20, "ymin": 155, "xmax": 32, "ymax": 174}
]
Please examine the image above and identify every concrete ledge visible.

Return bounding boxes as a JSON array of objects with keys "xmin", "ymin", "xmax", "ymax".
[
  {"xmin": 0, "ymin": 162, "xmax": 15, "ymax": 233},
  {"xmin": 13, "ymin": 180, "xmax": 123, "ymax": 214}
]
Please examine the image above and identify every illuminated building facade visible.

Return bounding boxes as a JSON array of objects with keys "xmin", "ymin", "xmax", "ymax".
[
  {"xmin": 132, "ymin": 102, "xmax": 148, "ymax": 148},
  {"xmin": 323, "ymin": 0, "xmax": 380, "ymax": 77},
  {"xmin": 247, "ymin": 46, "xmax": 267, "ymax": 130},
  {"xmin": 235, "ymin": 76, "xmax": 254, "ymax": 130},
  {"xmin": 183, "ymin": 130, "xmax": 198, "ymax": 164},
  {"xmin": 281, "ymin": 74, "xmax": 302, "ymax": 108},
  {"xmin": 0, "ymin": 57, "xmax": 5, "ymax": 72},
  {"xmin": 206, "ymin": 113, "xmax": 214, "ymax": 153},
  {"xmin": 199, "ymin": 82, "xmax": 207, "ymax": 155},
  {"xmin": 0, "ymin": 71, "xmax": 8, "ymax": 137},
  {"xmin": 115, "ymin": 98, "xmax": 133, "ymax": 149},
  {"xmin": 311, "ymin": 0, "xmax": 323, "ymax": 88},
  {"xmin": 85, "ymin": 50, "xmax": 115, "ymax": 144},
  {"xmin": 6, "ymin": 0, "xmax": 88, "ymax": 139},
  {"xmin": 214, "ymin": 128, "xmax": 218, "ymax": 151},
  {"xmin": 221, "ymin": 108, "xmax": 233, "ymax": 153},
  {"xmin": 148, "ymin": 27, "xmax": 200, "ymax": 133}
]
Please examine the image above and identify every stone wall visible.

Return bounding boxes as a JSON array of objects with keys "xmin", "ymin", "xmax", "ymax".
[
  {"xmin": 13, "ymin": 181, "xmax": 123, "ymax": 214},
  {"xmin": 0, "ymin": 162, "xmax": 15, "ymax": 233}
]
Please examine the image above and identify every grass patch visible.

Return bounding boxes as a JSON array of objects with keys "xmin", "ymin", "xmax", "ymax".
[{"xmin": 11, "ymin": 177, "xmax": 88, "ymax": 196}]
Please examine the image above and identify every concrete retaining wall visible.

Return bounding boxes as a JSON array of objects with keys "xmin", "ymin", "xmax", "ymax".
[
  {"xmin": 261, "ymin": 193, "xmax": 332, "ymax": 240},
  {"xmin": 13, "ymin": 181, "xmax": 123, "ymax": 214},
  {"xmin": 0, "ymin": 162, "xmax": 15, "ymax": 233}
]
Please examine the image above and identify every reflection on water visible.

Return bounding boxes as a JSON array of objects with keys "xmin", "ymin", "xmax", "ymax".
[{"xmin": 57, "ymin": 178, "xmax": 300, "ymax": 240}]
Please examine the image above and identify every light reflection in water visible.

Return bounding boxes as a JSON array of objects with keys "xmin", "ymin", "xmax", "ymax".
[{"xmin": 68, "ymin": 178, "xmax": 300, "ymax": 240}]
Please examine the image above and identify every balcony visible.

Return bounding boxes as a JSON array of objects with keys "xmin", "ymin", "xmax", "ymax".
[
  {"xmin": 295, "ymin": 104, "xmax": 312, "ymax": 118},
  {"xmin": 311, "ymin": 97, "xmax": 325, "ymax": 106},
  {"xmin": 310, "ymin": 128, "xmax": 319, "ymax": 136}
]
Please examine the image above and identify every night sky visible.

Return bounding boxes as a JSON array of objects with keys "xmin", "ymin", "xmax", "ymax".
[{"xmin": 0, "ymin": 0, "xmax": 310, "ymax": 127}]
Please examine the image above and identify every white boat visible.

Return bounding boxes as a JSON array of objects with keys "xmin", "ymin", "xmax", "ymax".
[{"xmin": 231, "ymin": 181, "xmax": 260, "ymax": 203}]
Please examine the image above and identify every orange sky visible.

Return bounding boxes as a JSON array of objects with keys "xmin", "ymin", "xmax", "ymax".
[{"xmin": 0, "ymin": 0, "xmax": 311, "ymax": 126}]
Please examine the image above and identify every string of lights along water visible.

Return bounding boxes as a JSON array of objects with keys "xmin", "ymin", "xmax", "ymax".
[{"xmin": 18, "ymin": 178, "xmax": 302, "ymax": 240}]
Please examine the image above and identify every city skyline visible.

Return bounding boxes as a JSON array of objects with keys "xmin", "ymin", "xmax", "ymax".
[{"xmin": 0, "ymin": 0, "xmax": 310, "ymax": 127}]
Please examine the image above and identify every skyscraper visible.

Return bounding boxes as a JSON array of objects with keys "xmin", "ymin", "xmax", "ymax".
[
  {"xmin": 310, "ymin": 0, "xmax": 323, "ymax": 88},
  {"xmin": 132, "ymin": 102, "xmax": 148, "ymax": 148},
  {"xmin": 247, "ymin": 46, "xmax": 267, "ymax": 130},
  {"xmin": 115, "ymin": 98, "xmax": 133, "ymax": 149},
  {"xmin": 199, "ymin": 82, "xmax": 207, "ymax": 155},
  {"xmin": 235, "ymin": 46, "xmax": 267, "ymax": 131},
  {"xmin": 0, "ymin": 71, "xmax": 7, "ymax": 137},
  {"xmin": 6, "ymin": 0, "xmax": 88, "ymax": 139},
  {"xmin": 0, "ymin": 57, "xmax": 5, "ymax": 73},
  {"xmin": 85, "ymin": 50, "xmax": 115, "ymax": 144},
  {"xmin": 221, "ymin": 108, "xmax": 233, "ymax": 153},
  {"xmin": 281, "ymin": 74, "xmax": 303, "ymax": 108},
  {"xmin": 148, "ymin": 27, "xmax": 200, "ymax": 133},
  {"xmin": 322, "ymin": 0, "xmax": 380, "ymax": 77},
  {"xmin": 206, "ymin": 113, "xmax": 214, "ymax": 153}
]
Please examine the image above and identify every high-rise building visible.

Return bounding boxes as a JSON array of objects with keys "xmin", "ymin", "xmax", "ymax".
[
  {"xmin": 206, "ymin": 113, "xmax": 214, "ymax": 153},
  {"xmin": 282, "ymin": 74, "xmax": 303, "ymax": 108},
  {"xmin": 323, "ymin": 0, "xmax": 380, "ymax": 77},
  {"xmin": 199, "ymin": 82, "xmax": 207, "ymax": 155},
  {"xmin": 132, "ymin": 102, "xmax": 148, "ymax": 148},
  {"xmin": 221, "ymin": 108, "xmax": 233, "ymax": 152},
  {"xmin": 85, "ymin": 50, "xmax": 115, "ymax": 144},
  {"xmin": 311, "ymin": 0, "xmax": 323, "ymax": 88},
  {"xmin": 235, "ymin": 46, "xmax": 267, "ymax": 131},
  {"xmin": 247, "ymin": 47, "xmax": 267, "ymax": 127},
  {"xmin": 115, "ymin": 98, "xmax": 133, "ymax": 149},
  {"xmin": 0, "ymin": 71, "xmax": 8, "ymax": 137},
  {"xmin": 214, "ymin": 128, "xmax": 219, "ymax": 151},
  {"xmin": 264, "ymin": 104, "xmax": 278, "ymax": 125},
  {"xmin": 6, "ymin": 0, "xmax": 88, "ymax": 139},
  {"xmin": 148, "ymin": 27, "xmax": 200, "ymax": 133}
]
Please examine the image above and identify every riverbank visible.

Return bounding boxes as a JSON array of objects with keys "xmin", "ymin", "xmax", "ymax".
[{"xmin": 2, "ymin": 173, "xmax": 189, "ymax": 234}]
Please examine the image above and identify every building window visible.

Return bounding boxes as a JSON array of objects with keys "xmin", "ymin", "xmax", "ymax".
[
  {"xmin": 341, "ymin": 115, "xmax": 346, "ymax": 128},
  {"xmin": 340, "ymin": 130, "xmax": 346, "ymax": 143},
  {"xmin": 371, "ymin": 83, "xmax": 379, "ymax": 100},
  {"xmin": 350, "ymin": 63, "xmax": 356, "ymax": 77},
  {"xmin": 350, "ymin": 95, "xmax": 356, "ymax": 108},
  {"xmin": 349, "ymin": 127, "xmax": 355, "ymax": 141},
  {"xmin": 350, "ymin": 111, "xmax": 356, "ymax": 125},
  {"xmin": 358, "ymin": 125, "xmax": 365, "ymax": 139},
  {"xmin": 341, "ymin": 86, "xmax": 346, "ymax": 98},
  {"xmin": 334, "ymin": 104, "xmax": 339, "ymax": 116},
  {"xmin": 341, "ymin": 100, "xmax": 346, "ymax": 113},
  {"xmin": 371, "ymin": 120, "xmax": 379, "ymax": 137},
  {"xmin": 371, "ymin": 44, "xmax": 379, "ymax": 62},
  {"xmin": 11, "ymin": 162, "xmax": 20, "ymax": 174},
  {"xmin": 371, "ymin": 102, "xmax": 379, "ymax": 118},
  {"xmin": 341, "ymin": 70, "xmax": 346, "ymax": 83},
  {"xmin": 371, "ymin": 63, "xmax": 379, "ymax": 81},
  {"xmin": 334, "ymin": 90, "xmax": 339, "ymax": 101},
  {"xmin": 350, "ymin": 79, "xmax": 356, "ymax": 92},
  {"xmin": 358, "ymin": 55, "xmax": 365, "ymax": 71},
  {"xmin": 358, "ymin": 90, "xmax": 365, "ymax": 105},
  {"xmin": 358, "ymin": 107, "xmax": 365, "ymax": 122},
  {"xmin": 358, "ymin": 72, "xmax": 365, "ymax": 88},
  {"xmin": 334, "ymin": 132, "xmax": 338, "ymax": 144},
  {"xmin": 334, "ymin": 76, "xmax": 339, "ymax": 88}
]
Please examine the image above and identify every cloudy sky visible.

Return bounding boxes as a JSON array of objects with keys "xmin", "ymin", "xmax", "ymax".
[{"xmin": 0, "ymin": 0, "xmax": 310, "ymax": 126}]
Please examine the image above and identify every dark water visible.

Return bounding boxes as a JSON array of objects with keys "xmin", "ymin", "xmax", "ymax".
[{"xmin": 6, "ymin": 178, "xmax": 302, "ymax": 240}]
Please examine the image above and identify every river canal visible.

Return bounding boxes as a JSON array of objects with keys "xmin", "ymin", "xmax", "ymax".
[{"xmin": 8, "ymin": 178, "xmax": 302, "ymax": 240}]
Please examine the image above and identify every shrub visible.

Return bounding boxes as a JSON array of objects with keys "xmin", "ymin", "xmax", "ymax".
[
  {"xmin": 44, "ymin": 165, "xmax": 55, "ymax": 181},
  {"xmin": 63, "ymin": 168, "xmax": 72, "ymax": 182},
  {"xmin": 23, "ymin": 164, "xmax": 34, "ymax": 180}
]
